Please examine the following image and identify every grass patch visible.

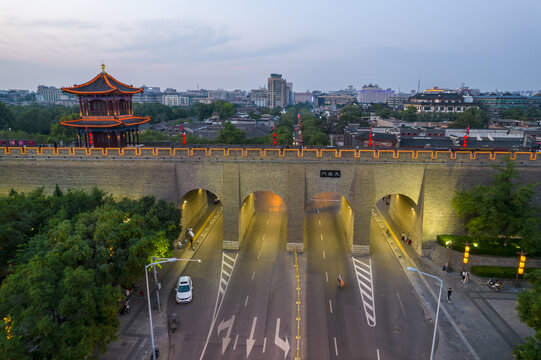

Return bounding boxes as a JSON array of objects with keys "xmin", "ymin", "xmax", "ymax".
[{"xmin": 471, "ymin": 266, "xmax": 540, "ymax": 279}]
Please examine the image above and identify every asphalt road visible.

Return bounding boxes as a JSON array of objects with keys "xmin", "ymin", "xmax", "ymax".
[
  {"xmin": 305, "ymin": 198, "xmax": 432, "ymax": 360},
  {"xmin": 169, "ymin": 192, "xmax": 295, "ymax": 360}
]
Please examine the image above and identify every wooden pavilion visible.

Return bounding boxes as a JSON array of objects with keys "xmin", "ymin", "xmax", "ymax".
[{"xmin": 61, "ymin": 64, "xmax": 150, "ymax": 148}]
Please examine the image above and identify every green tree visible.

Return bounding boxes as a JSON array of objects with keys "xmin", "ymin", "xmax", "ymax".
[
  {"xmin": 215, "ymin": 122, "xmax": 248, "ymax": 144},
  {"xmin": 214, "ymin": 100, "xmax": 236, "ymax": 119},
  {"xmin": 401, "ymin": 106, "xmax": 418, "ymax": 122},
  {"xmin": 449, "ymin": 108, "xmax": 488, "ymax": 129},
  {"xmin": 49, "ymin": 115, "xmax": 78, "ymax": 145},
  {"xmin": 452, "ymin": 159, "xmax": 541, "ymax": 250},
  {"xmin": 0, "ymin": 101, "xmax": 14, "ymax": 130},
  {"xmin": 513, "ymin": 270, "xmax": 541, "ymax": 360}
]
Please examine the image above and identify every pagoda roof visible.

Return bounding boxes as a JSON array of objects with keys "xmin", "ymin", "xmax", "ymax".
[
  {"xmin": 60, "ymin": 115, "xmax": 150, "ymax": 128},
  {"xmin": 62, "ymin": 66, "xmax": 143, "ymax": 95}
]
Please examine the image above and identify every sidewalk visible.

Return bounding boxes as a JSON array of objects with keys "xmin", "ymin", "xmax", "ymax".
[
  {"xmin": 98, "ymin": 206, "xmax": 222, "ymax": 360},
  {"xmin": 372, "ymin": 206, "xmax": 535, "ymax": 360}
]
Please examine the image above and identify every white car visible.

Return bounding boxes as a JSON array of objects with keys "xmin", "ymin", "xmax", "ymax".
[{"xmin": 175, "ymin": 276, "xmax": 193, "ymax": 303}]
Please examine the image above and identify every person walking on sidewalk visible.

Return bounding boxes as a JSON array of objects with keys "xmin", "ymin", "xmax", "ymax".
[
  {"xmin": 188, "ymin": 227, "xmax": 195, "ymax": 250},
  {"xmin": 447, "ymin": 287, "xmax": 452, "ymax": 303}
]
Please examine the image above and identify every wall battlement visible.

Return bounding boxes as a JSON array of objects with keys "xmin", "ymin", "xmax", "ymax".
[{"xmin": 1, "ymin": 146, "xmax": 539, "ymax": 163}]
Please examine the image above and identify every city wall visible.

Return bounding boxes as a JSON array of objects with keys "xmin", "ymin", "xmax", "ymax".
[{"xmin": 2, "ymin": 147, "xmax": 541, "ymax": 254}]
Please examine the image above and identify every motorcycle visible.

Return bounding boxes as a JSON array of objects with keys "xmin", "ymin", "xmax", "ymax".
[
  {"xmin": 119, "ymin": 302, "xmax": 131, "ymax": 315},
  {"xmin": 337, "ymin": 275, "xmax": 345, "ymax": 288},
  {"xmin": 487, "ymin": 279, "xmax": 503, "ymax": 291},
  {"xmin": 170, "ymin": 312, "xmax": 179, "ymax": 333}
]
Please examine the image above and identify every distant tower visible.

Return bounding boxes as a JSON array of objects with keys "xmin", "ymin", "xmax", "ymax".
[
  {"xmin": 61, "ymin": 64, "xmax": 149, "ymax": 148},
  {"xmin": 417, "ymin": 80, "xmax": 421, "ymax": 94}
]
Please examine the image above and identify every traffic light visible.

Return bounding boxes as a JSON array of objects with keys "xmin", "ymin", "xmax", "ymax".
[
  {"xmin": 89, "ymin": 132, "xmax": 93, "ymax": 146},
  {"xmin": 368, "ymin": 132, "xmax": 373, "ymax": 147},
  {"xmin": 463, "ymin": 245, "xmax": 470, "ymax": 264},
  {"xmin": 518, "ymin": 254, "xmax": 526, "ymax": 275}
]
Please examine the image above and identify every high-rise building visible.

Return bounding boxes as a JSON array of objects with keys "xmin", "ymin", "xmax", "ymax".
[{"xmin": 267, "ymin": 74, "xmax": 290, "ymax": 109}]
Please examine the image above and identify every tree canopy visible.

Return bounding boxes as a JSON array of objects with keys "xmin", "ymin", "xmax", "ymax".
[
  {"xmin": 452, "ymin": 159, "xmax": 541, "ymax": 251},
  {"xmin": 514, "ymin": 270, "xmax": 541, "ymax": 360},
  {"xmin": 0, "ymin": 188, "xmax": 181, "ymax": 359}
]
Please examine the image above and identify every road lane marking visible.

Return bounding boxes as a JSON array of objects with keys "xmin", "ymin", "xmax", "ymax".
[
  {"xmin": 325, "ymin": 272, "xmax": 328, "ymax": 282},
  {"xmin": 319, "ymin": 219, "xmax": 321, "ymax": 226},
  {"xmin": 217, "ymin": 316, "xmax": 235, "ymax": 355},
  {"xmin": 377, "ymin": 348, "xmax": 380, "ymax": 360},
  {"xmin": 334, "ymin": 337, "xmax": 338, "ymax": 356},
  {"xmin": 263, "ymin": 337, "xmax": 267, "ymax": 353},
  {"xmin": 262, "ymin": 234, "xmax": 266, "ymax": 240},
  {"xmin": 323, "ymin": 250, "xmax": 326, "ymax": 260},
  {"xmin": 251, "ymin": 271, "xmax": 255, "ymax": 280},
  {"xmin": 352, "ymin": 257, "xmax": 376, "ymax": 327},
  {"xmin": 320, "ymin": 234, "xmax": 323, "ymax": 241},
  {"xmin": 274, "ymin": 318, "xmax": 290, "ymax": 359},
  {"xmin": 199, "ymin": 252, "xmax": 238, "ymax": 360},
  {"xmin": 267, "ymin": 219, "xmax": 269, "ymax": 225},
  {"xmin": 329, "ymin": 299, "xmax": 333, "ymax": 314},
  {"xmin": 233, "ymin": 334, "xmax": 238, "ymax": 350},
  {"xmin": 246, "ymin": 317, "xmax": 257, "ymax": 357},
  {"xmin": 245, "ymin": 295, "xmax": 249, "ymax": 307},
  {"xmin": 258, "ymin": 249, "xmax": 261, "ymax": 260},
  {"xmin": 396, "ymin": 291, "xmax": 406, "ymax": 318}
]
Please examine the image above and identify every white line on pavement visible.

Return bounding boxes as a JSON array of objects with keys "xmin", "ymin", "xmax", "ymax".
[
  {"xmin": 334, "ymin": 337, "xmax": 338, "ymax": 356},
  {"xmin": 320, "ymin": 234, "xmax": 323, "ymax": 241},
  {"xmin": 266, "ymin": 219, "xmax": 269, "ymax": 225},
  {"xmin": 251, "ymin": 271, "xmax": 255, "ymax": 280},
  {"xmin": 377, "ymin": 348, "xmax": 380, "ymax": 360},
  {"xmin": 245, "ymin": 295, "xmax": 249, "ymax": 307},
  {"xmin": 329, "ymin": 299, "xmax": 333, "ymax": 314},
  {"xmin": 319, "ymin": 219, "xmax": 321, "ymax": 226},
  {"xmin": 396, "ymin": 291, "xmax": 406, "ymax": 318},
  {"xmin": 325, "ymin": 272, "xmax": 328, "ymax": 282},
  {"xmin": 263, "ymin": 337, "xmax": 267, "ymax": 353},
  {"xmin": 258, "ymin": 249, "xmax": 261, "ymax": 260},
  {"xmin": 323, "ymin": 250, "xmax": 326, "ymax": 260},
  {"xmin": 262, "ymin": 234, "xmax": 265, "ymax": 240},
  {"xmin": 233, "ymin": 334, "xmax": 238, "ymax": 350}
]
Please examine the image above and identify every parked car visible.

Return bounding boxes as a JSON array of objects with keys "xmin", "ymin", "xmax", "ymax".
[{"xmin": 175, "ymin": 276, "xmax": 193, "ymax": 303}]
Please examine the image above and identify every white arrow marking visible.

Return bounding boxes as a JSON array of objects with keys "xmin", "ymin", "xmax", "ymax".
[
  {"xmin": 217, "ymin": 316, "xmax": 235, "ymax": 355},
  {"xmin": 274, "ymin": 318, "xmax": 290, "ymax": 359},
  {"xmin": 246, "ymin": 317, "xmax": 257, "ymax": 358}
]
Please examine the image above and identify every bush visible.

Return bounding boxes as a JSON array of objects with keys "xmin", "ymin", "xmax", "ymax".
[
  {"xmin": 436, "ymin": 235, "xmax": 541, "ymax": 257},
  {"xmin": 471, "ymin": 266, "xmax": 540, "ymax": 279}
]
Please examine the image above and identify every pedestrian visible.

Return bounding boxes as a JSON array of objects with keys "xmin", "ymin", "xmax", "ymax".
[
  {"xmin": 461, "ymin": 271, "xmax": 466, "ymax": 283},
  {"xmin": 447, "ymin": 287, "xmax": 452, "ymax": 303},
  {"xmin": 188, "ymin": 227, "xmax": 195, "ymax": 250},
  {"xmin": 465, "ymin": 272, "xmax": 470, "ymax": 283}
]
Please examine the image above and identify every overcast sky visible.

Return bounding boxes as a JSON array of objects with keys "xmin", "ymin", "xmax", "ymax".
[{"xmin": 1, "ymin": 0, "xmax": 540, "ymax": 93}]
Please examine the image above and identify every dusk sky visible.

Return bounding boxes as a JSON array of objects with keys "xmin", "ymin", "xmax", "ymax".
[{"xmin": 1, "ymin": 0, "xmax": 540, "ymax": 93}]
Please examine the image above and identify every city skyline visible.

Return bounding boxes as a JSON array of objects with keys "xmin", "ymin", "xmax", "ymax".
[{"xmin": 1, "ymin": 1, "xmax": 540, "ymax": 92}]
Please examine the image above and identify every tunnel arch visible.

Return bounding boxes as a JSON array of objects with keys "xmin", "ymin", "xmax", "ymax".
[
  {"xmin": 376, "ymin": 193, "xmax": 422, "ymax": 255},
  {"xmin": 179, "ymin": 188, "xmax": 223, "ymax": 247},
  {"xmin": 305, "ymin": 192, "xmax": 354, "ymax": 252},
  {"xmin": 239, "ymin": 190, "xmax": 287, "ymax": 249}
]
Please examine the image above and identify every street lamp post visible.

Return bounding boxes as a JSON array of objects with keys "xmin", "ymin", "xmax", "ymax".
[
  {"xmin": 145, "ymin": 257, "xmax": 201, "ymax": 360},
  {"xmin": 407, "ymin": 267, "xmax": 443, "ymax": 360}
]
